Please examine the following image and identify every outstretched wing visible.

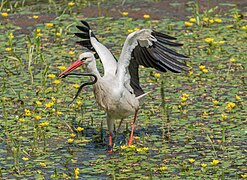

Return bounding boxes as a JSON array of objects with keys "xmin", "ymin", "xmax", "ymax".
[
  {"xmin": 75, "ymin": 20, "xmax": 117, "ymax": 77},
  {"xmin": 117, "ymin": 29, "xmax": 189, "ymax": 97}
]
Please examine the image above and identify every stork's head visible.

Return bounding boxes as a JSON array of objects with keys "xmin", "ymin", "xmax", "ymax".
[{"xmin": 59, "ymin": 52, "xmax": 95, "ymax": 78}]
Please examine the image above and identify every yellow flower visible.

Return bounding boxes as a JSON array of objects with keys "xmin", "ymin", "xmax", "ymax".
[
  {"xmin": 22, "ymin": 157, "xmax": 29, "ymax": 161},
  {"xmin": 9, "ymin": 33, "xmax": 14, "ymax": 39},
  {"xmin": 129, "ymin": 145, "xmax": 136, "ymax": 149},
  {"xmin": 199, "ymin": 65, "xmax": 205, "ymax": 70},
  {"xmin": 46, "ymin": 23, "xmax": 54, "ymax": 27},
  {"xmin": 25, "ymin": 109, "xmax": 32, "ymax": 116},
  {"xmin": 37, "ymin": 33, "xmax": 43, "ymax": 37},
  {"xmin": 45, "ymin": 102, "xmax": 54, "ymax": 108},
  {"xmin": 182, "ymin": 93, "xmax": 189, "ymax": 98},
  {"xmin": 35, "ymin": 115, "xmax": 41, "ymax": 120},
  {"xmin": 202, "ymin": 69, "xmax": 209, "ymax": 73},
  {"xmin": 143, "ymin": 14, "xmax": 150, "ymax": 19},
  {"xmin": 221, "ymin": 114, "xmax": 227, "ymax": 120},
  {"xmin": 201, "ymin": 163, "xmax": 207, "ymax": 168},
  {"xmin": 73, "ymin": 84, "xmax": 80, "ymax": 89},
  {"xmin": 134, "ymin": 27, "xmax": 140, "ymax": 31},
  {"xmin": 241, "ymin": 25, "xmax": 247, "ymax": 30},
  {"xmin": 134, "ymin": 136, "xmax": 140, "ymax": 140},
  {"xmin": 212, "ymin": 41, "xmax": 217, "ymax": 46},
  {"xmin": 36, "ymin": 101, "xmax": 42, "ymax": 105},
  {"xmin": 68, "ymin": 138, "xmax": 74, "ymax": 143},
  {"xmin": 154, "ymin": 73, "xmax": 161, "ymax": 78},
  {"xmin": 76, "ymin": 101, "xmax": 82, "ymax": 105},
  {"xmin": 70, "ymin": 133, "xmax": 76, "ymax": 138},
  {"xmin": 69, "ymin": 51, "xmax": 75, "ymax": 55},
  {"xmin": 209, "ymin": 19, "xmax": 214, "ymax": 23},
  {"xmin": 75, "ymin": 168, "xmax": 80, "ymax": 179},
  {"xmin": 211, "ymin": 159, "xmax": 219, "ymax": 166},
  {"xmin": 57, "ymin": 111, "xmax": 63, "ymax": 115},
  {"xmin": 76, "ymin": 127, "xmax": 84, "ymax": 132},
  {"xmin": 40, "ymin": 162, "xmax": 46, "ymax": 167},
  {"xmin": 189, "ymin": 71, "xmax": 193, "ymax": 76},
  {"xmin": 120, "ymin": 145, "xmax": 128, "ymax": 150},
  {"xmin": 189, "ymin": 18, "xmax": 196, "ymax": 23},
  {"xmin": 68, "ymin": 2, "xmax": 75, "ymax": 7},
  {"xmin": 188, "ymin": 159, "xmax": 195, "ymax": 163},
  {"xmin": 40, "ymin": 121, "xmax": 49, "ymax": 127},
  {"xmin": 142, "ymin": 147, "xmax": 149, "ymax": 151},
  {"xmin": 233, "ymin": 14, "xmax": 241, "ymax": 19},
  {"xmin": 33, "ymin": 15, "xmax": 39, "ymax": 19},
  {"xmin": 218, "ymin": 41, "xmax": 225, "ymax": 45},
  {"xmin": 56, "ymin": 32, "xmax": 61, "ymax": 37},
  {"xmin": 235, "ymin": 95, "xmax": 241, "ymax": 100},
  {"xmin": 204, "ymin": 38, "xmax": 214, "ymax": 43},
  {"xmin": 5, "ymin": 47, "xmax": 12, "ymax": 52},
  {"xmin": 48, "ymin": 74, "xmax": 56, "ymax": 78},
  {"xmin": 202, "ymin": 111, "xmax": 209, "ymax": 118},
  {"xmin": 127, "ymin": 29, "xmax": 134, "ymax": 33},
  {"xmin": 226, "ymin": 102, "xmax": 236, "ymax": 110},
  {"xmin": 51, "ymin": 97, "xmax": 56, "ymax": 101},
  {"xmin": 184, "ymin": 22, "xmax": 193, "ymax": 27},
  {"xmin": 19, "ymin": 119, "xmax": 26, "ymax": 123},
  {"xmin": 181, "ymin": 96, "xmax": 187, "ymax": 102},
  {"xmin": 229, "ymin": 58, "xmax": 236, "ymax": 63},
  {"xmin": 36, "ymin": 28, "xmax": 41, "ymax": 33},
  {"xmin": 241, "ymin": 174, "xmax": 247, "ymax": 179},
  {"xmin": 53, "ymin": 80, "xmax": 61, "ymax": 85},
  {"xmin": 1, "ymin": 12, "xmax": 8, "ymax": 17},
  {"xmin": 214, "ymin": 18, "xmax": 222, "ymax": 23},
  {"xmin": 159, "ymin": 166, "xmax": 167, "ymax": 171},
  {"xmin": 122, "ymin": 12, "xmax": 129, "ymax": 16},
  {"xmin": 181, "ymin": 93, "xmax": 189, "ymax": 102},
  {"xmin": 212, "ymin": 100, "xmax": 219, "ymax": 105},
  {"xmin": 136, "ymin": 148, "xmax": 143, "ymax": 152},
  {"xmin": 203, "ymin": 17, "xmax": 209, "ymax": 22}
]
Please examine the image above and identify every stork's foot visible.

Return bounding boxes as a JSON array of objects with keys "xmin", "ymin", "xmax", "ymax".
[{"xmin": 107, "ymin": 145, "xmax": 113, "ymax": 153}]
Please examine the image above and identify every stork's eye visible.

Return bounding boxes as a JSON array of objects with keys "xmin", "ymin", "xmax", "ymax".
[{"xmin": 81, "ymin": 57, "xmax": 87, "ymax": 61}]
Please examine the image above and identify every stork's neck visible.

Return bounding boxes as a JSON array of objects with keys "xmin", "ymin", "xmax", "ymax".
[{"xmin": 86, "ymin": 60, "xmax": 101, "ymax": 79}]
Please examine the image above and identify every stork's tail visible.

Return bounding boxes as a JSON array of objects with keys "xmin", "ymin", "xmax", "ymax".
[{"xmin": 136, "ymin": 90, "xmax": 154, "ymax": 100}]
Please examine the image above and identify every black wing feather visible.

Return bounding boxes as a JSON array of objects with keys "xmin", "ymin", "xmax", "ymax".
[
  {"xmin": 156, "ymin": 41, "xmax": 189, "ymax": 59},
  {"xmin": 152, "ymin": 31, "xmax": 177, "ymax": 40},
  {"xmin": 157, "ymin": 38, "xmax": 183, "ymax": 47},
  {"xmin": 74, "ymin": 32, "xmax": 89, "ymax": 39},
  {"xmin": 76, "ymin": 25, "xmax": 89, "ymax": 34},
  {"xmin": 129, "ymin": 31, "xmax": 189, "ymax": 97},
  {"xmin": 75, "ymin": 21, "xmax": 99, "ymax": 59},
  {"xmin": 80, "ymin": 20, "xmax": 90, "ymax": 29}
]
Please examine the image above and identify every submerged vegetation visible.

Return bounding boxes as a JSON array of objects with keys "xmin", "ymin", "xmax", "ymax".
[{"xmin": 0, "ymin": 0, "xmax": 246, "ymax": 179}]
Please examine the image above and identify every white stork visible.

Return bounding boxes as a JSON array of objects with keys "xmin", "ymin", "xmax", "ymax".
[{"xmin": 59, "ymin": 20, "xmax": 188, "ymax": 152}]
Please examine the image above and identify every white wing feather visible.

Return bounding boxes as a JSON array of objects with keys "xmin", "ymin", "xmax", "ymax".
[
  {"xmin": 116, "ymin": 29, "xmax": 156, "ymax": 90},
  {"xmin": 90, "ymin": 31, "xmax": 117, "ymax": 77}
]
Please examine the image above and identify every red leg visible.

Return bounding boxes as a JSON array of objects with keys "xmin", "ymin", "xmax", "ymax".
[
  {"xmin": 128, "ymin": 110, "xmax": 138, "ymax": 146},
  {"xmin": 108, "ymin": 132, "xmax": 113, "ymax": 153}
]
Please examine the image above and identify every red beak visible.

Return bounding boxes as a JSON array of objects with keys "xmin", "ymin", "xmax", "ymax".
[{"xmin": 59, "ymin": 59, "xmax": 84, "ymax": 78}]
